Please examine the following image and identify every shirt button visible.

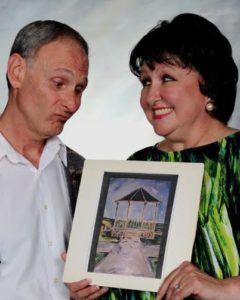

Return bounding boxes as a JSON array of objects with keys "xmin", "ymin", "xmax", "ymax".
[
  {"xmin": 48, "ymin": 241, "xmax": 53, "ymax": 247},
  {"xmin": 44, "ymin": 205, "xmax": 48, "ymax": 210},
  {"xmin": 54, "ymin": 277, "xmax": 59, "ymax": 283}
]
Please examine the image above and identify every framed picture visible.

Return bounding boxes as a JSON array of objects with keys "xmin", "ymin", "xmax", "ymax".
[{"xmin": 64, "ymin": 160, "xmax": 204, "ymax": 292}]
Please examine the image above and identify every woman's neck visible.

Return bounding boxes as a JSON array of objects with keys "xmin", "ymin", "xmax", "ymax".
[{"xmin": 157, "ymin": 121, "xmax": 238, "ymax": 152}]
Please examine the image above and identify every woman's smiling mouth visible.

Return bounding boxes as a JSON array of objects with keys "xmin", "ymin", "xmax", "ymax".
[{"xmin": 153, "ymin": 107, "xmax": 173, "ymax": 119}]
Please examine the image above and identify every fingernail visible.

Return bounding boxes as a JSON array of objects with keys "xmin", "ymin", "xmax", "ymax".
[{"xmin": 86, "ymin": 278, "xmax": 92, "ymax": 285}]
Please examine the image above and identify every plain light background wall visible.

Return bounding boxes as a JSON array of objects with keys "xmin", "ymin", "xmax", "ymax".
[{"xmin": 0, "ymin": 0, "xmax": 239, "ymax": 159}]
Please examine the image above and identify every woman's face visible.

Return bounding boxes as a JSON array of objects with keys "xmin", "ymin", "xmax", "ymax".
[{"xmin": 139, "ymin": 62, "xmax": 210, "ymax": 141}]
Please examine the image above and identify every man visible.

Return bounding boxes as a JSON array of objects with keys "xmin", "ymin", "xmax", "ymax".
[{"xmin": 0, "ymin": 20, "xmax": 107, "ymax": 300}]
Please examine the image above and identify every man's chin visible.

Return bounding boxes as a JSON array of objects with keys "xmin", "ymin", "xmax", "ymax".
[
  {"xmin": 46, "ymin": 125, "xmax": 64, "ymax": 138},
  {"xmin": 55, "ymin": 127, "xmax": 64, "ymax": 136}
]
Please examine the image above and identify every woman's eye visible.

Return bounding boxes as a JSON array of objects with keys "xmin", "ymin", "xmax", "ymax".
[
  {"xmin": 162, "ymin": 75, "xmax": 174, "ymax": 82},
  {"xmin": 140, "ymin": 79, "xmax": 151, "ymax": 87}
]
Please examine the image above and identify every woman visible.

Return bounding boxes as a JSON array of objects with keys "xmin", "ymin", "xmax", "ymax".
[{"xmin": 103, "ymin": 13, "xmax": 240, "ymax": 300}]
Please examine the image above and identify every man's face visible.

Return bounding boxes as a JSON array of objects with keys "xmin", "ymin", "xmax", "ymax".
[{"xmin": 15, "ymin": 37, "xmax": 89, "ymax": 140}]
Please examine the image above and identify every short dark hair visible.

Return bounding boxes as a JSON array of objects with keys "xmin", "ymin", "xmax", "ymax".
[
  {"xmin": 7, "ymin": 20, "xmax": 88, "ymax": 89},
  {"xmin": 129, "ymin": 13, "xmax": 238, "ymax": 124}
]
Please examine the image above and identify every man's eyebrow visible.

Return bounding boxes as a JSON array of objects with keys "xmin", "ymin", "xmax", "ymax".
[
  {"xmin": 54, "ymin": 68, "xmax": 74, "ymax": 75},
  {"xmin": 54, "ymin": 68, "xmax": 88, "ymax": 85}
]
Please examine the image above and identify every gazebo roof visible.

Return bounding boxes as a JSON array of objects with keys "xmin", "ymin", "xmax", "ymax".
[{"xmin": 114, "ymin": 187, "xmax": 160, "ymax": 203}]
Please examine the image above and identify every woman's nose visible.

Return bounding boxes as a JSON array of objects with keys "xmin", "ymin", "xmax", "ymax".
[{"xmin": 146, "ymin": 83, "xmax": 162, "ymax": 104}]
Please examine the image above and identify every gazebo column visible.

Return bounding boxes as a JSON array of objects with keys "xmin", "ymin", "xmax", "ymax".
[
  {"xmin": 115, "ymin": 201, "xmax": 119, "ymax": 219},
  {"xmin": 113, "ymin": 201, "xmax": 120, "ymax": 228},
  {"xmin": 141, "ymin": 202, "xmax": 147, "ymax": 228},
  {"xmin": 125, "ymin": 200, "xmax": 131, "ymax": 228},
  {"xmin": 153, "ymin": 203, "xmax": 158, "ymax": 231},
  {"xmin": 154, "ymin": 203, "xmax": 158, "ymax": 220}
]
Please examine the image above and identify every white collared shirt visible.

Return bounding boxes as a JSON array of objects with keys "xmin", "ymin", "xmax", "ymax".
[{"xmin": 0, "ymin": 134, "xmax": 72, "ymax": 300}]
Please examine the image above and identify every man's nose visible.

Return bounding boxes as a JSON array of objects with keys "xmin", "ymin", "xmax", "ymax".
[{"xmin": 62, "ymin": 92, "xmax": 81, "ymax": 113}]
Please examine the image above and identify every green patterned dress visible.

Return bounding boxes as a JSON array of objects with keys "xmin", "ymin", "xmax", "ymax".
[{"xmin": 101, "ymin": 132, "xmax": 240, "ymax": 300}]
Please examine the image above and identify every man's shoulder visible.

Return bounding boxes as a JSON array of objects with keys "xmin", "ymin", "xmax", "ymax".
[
  {"xmin": 66, "ymin": 146, "xmax": 85, "ymax": 172},
  {"xmin": 65, "ymin": 147, "xmax": 85, "ymax": 215},
  {"xmin": 66, "ymin": 146, "xmax": 85, "ymax": 161}
]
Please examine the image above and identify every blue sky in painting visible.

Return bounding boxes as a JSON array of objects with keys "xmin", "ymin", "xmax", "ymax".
[{"xmin": 103, "ymin": 176, "xmax": 173, "ymax": 223}]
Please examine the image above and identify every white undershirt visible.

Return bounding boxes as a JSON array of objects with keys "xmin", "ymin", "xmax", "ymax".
[{"xmin": 0, "ymin": 133, "xmax": 72, "ymax": 300}]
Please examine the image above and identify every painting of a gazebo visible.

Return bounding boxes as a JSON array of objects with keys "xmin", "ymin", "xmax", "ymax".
[
  {"xmin": 88, "ymin": 171, "xmax": 178, "ymax": 278},
  {"xmin": 112, "ymin": 187, "xmax": 160, "ymax": 239},
  {"xmin": 64, "ymin": 160, "xmax": 204, "ymax": 291}
]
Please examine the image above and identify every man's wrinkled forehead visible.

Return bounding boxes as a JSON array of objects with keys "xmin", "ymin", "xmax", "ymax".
[{"xmin": 18, "ymin": 36, "xmax": 88, "ymax": 61}]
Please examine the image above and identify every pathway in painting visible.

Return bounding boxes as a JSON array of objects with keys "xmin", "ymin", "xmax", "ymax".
[{"xmin": 94, "ymin": 237, "xmax": 154, "ymax": 277}]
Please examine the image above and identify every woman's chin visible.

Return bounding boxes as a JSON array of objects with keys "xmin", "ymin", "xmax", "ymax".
[{"xmin": 153, "ymin": 127, "xmax": 172, "ymax": 137}]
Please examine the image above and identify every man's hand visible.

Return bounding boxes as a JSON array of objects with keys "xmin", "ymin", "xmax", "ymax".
[
  {"xmin": 66, "ymin": 278, "xmax": 108, "ymax": 300},
  {"xmin": 61, "ymin": 252, "xmax": 108, "ymax": 300}
]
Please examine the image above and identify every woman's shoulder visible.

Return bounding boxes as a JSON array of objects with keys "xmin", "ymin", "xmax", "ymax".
[
  {"xmin": 127, "ymin": 144, "xmax": 159, "ymax": 160},
  {"xmin": 226, "ymin": 129, "xmax": 240, "ymax": 140},
  {"xmin": 221, "ymin": 130, "xmax": 240, "ymax": 148},
  {"xmin": 127, "ymin": 130, "xmax": 240, "ymax": 161}
]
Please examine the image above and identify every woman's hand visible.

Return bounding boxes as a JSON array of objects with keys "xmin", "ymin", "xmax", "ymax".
[{"xmin": 156, "ymin": 261, "xmax": 240, "ymax": 300}]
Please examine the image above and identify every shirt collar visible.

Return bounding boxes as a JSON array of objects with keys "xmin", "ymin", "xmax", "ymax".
[
  {"xmin": 44, "ymin": 136, "xmax": 67, "ymax": 166},
  {"xmin": 0, "ymin": 133, "xmax": 21, "ymax": 163},
  {"xmin": 0, "ymin": 133, "xmax": 67, "ymax": 167}
]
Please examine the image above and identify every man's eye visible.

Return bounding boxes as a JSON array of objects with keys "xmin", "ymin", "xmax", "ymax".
[
  {"xmin": 53, "ymin": 80, "xmax": 64, "ymax": 88},
  {"xmin": 75, "ymin": 86, "xmax": 83, "ymax": 94}
]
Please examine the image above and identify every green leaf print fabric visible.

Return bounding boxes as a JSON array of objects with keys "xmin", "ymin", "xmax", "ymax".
[{"xmin": 101, "ymin": 132, "xmax": 240, "ymax": 299}]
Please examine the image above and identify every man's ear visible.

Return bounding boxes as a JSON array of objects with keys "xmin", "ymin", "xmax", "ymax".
[{"xmin": 7, "ymin": 53, "xmax": 26, "ymax": 89}]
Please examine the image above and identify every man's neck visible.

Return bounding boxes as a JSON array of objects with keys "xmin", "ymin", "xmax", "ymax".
[{"xmin": 0, "ymin": 112, "xmax": 46, "ymax": 168}]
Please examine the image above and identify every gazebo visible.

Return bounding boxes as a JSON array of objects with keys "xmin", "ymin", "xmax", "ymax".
[{"xmin": 111, "ymin": 187, "xmax": 160, "ymax": 239}]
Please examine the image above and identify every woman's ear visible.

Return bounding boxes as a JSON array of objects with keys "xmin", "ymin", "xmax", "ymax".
[{"xmin": 7, "ymin": 53, "xmax": 26, "ymax": 89}]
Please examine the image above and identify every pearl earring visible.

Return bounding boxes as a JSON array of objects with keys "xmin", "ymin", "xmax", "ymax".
[{"xmin": 206, "ymin": 99, "xmax": 215, "ymax": 112}]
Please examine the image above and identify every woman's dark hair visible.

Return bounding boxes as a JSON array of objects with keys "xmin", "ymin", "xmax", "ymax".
[{"xmin": 129, "ymin": 13, "xmax": 238, "ymax": 124}]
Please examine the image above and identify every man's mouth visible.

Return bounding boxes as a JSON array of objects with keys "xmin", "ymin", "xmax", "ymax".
[{"xmin": 55, "ymin": 113, "xmax": 71, "ymax": 122}]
